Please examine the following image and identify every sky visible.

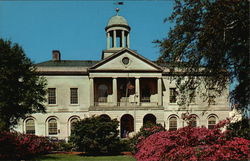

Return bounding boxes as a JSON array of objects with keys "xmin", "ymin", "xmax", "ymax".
[{"xmin": 0, "ymin": 0, "xmax": 174, "ymax": 63}]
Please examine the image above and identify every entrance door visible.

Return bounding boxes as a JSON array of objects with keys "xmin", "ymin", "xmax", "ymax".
[{"xmin": 120, "ymin": 114, "xmax": 134, "ymax": 138}]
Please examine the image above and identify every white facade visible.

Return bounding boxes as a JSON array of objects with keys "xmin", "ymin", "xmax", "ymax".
[{"xmin": 15, "ymin": 12, "xmax": 229, "ymax": 140}]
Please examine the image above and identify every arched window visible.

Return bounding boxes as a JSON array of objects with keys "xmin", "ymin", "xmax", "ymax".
[
  {"xmin": 120, "ymin": 114, "xmax": 134, "ymax": 138},
  {"xmin": 48, "ymin": 118, "xmax": 57, "ymax": 135},
  {"xmin": 98, "ymin": 84, "xmax": 108, "ymax": 102},
  {"xmin": 143, "ymin": 114, "xmax": 157, "ymax": 125},
  {"xmin": 169, "ymin": 116, "xmax": 177, "ymax": 131},
  {"xmin": 190, "ymin": 115, "xmax": 197, "ymax": 127},
  {"xmin": 70, "ymin": 118, "xmax": 78, "ymax": 135},
  {"xmin": 100, "ymin": 114, "xmax": 111, "ymax": 121},
  {"xmin": 208, "ymin": 116, "xmax": 216, "ymax": 129},
  {"xmin": 26, "ymin": 119, "xmax": 35, "ymax": 135}
]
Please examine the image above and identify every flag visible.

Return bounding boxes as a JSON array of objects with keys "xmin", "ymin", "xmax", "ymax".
[
  {"xmin": 127, "ymin": 81, "xmax": 134, "ymax": 90},
  {"xmin": 116, "ymin": 2, "xmax": 124, "ymax": 5}
]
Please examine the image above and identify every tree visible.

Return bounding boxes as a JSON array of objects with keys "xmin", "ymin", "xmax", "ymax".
[
  {"xmin": 70, "ymin": 116, "xmax": 121, "ymax": 155},
  {"xmin": 227, "ymin": 118, "xmax": 250, "ymax": 140},
  {"xmin": 157, "ymin": 0, "xmax": 249, "ymax": 114},
  {"xmin": 0, "ymin": 39, "xmax": 47, "ymax": 131}
]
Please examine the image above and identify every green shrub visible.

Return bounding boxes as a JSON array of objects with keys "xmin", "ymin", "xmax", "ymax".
[
  {"xmin": 120, "ymin": 138, "xmax": 132, "ymax": 152},
  {"xmin": 227, "ymin": 118, "xmax": 250, "ymax": 140},
  {"xmin": 52, "ymin": 140, "xmax": 74, "ymax": 152},
  {"xmin": 70, "ymin": 116, "xmax": 121, "ymax": 155}
]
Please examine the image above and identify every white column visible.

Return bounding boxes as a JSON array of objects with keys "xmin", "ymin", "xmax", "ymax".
[
  {"xmin": 127, "ymin": 33, "xmax": 130, "ymax": 48},
  {"xmin": 90, "ymin": 78, "xmax": 94, "ymax": 106},
  {"xmin": 113, "ymin": 30, "xmax": 116, "ymax": 48},
  {"xmin": 122, "ymin": 30, "xmax": 125, "ymax": 47},
  {"xmin": 107, "ymin": 32, "xmax": 110, "ymax": 49},
  {"xmin": 113, "ymin": 77, "xmax": 117, "ymax": 106},
  {"xmin": 158, "ymin": 78, "xmax": 162, "ymax": 106},
  {"xmin": 135, "ymin": 78, "xmax": 140, "ymax": 105}
]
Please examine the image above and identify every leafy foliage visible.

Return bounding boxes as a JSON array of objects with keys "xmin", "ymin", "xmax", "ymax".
[
  {"xmin": 227, "ymin": 118, "xmax": 250, "ymax": 140},
  {"xmin": 135, "ymin": 120, "xmax": 250, "ymax": 161},
  {"xmin": 130, "ymin": 123, "xmax": 165, "ymax": 154},
  {"xmin": 70, "ymin": 116, "xmax": 121, "ymax": 155},
  {"xmin": 52, "ymin": 140, "xmax": 75, "ymax": 152},
  {"xmin": 0, "ymin": 132, "xmax": 52, "ymax": 160},
  {"xmin": 0, "ymin": 39, "xmax": 47, "ymax": 131},
  {"xmin": 157, "ymin": 0, "xmax": 249, "ymax": 113}
]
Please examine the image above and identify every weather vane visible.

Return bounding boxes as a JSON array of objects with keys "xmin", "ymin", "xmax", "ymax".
[{"xmin": 114, "ymin": 1, "xmax": 124, "ymax": 15}]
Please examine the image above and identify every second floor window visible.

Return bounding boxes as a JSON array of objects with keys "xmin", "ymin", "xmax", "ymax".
[
  {"xmin": 170, "ymin": 88, "xmax": 177, "ymax": 103},
  {"xmin": 189, "ymin": 88, "xmax": 196, "ymax": 103},
  {"xmin": 208, "ymin": 88, "xmax": 216, "ymax": 105},
  {"xmin": 48, "ymin": 88, "xmax": 56, "ymax": 104},
  {"xmin": 70, "ymin": 88, "xmax": 78, "ymax": 104}
]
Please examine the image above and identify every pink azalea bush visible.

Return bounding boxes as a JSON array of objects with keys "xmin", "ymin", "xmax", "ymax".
[
  {"xmin": 130, "ymin": 123, "xmax": 165, "ymax": 153},
  {"xmin": 135, "ymin": 120, "xmax": 250, "ymax": 161},
  {"xmin": 0, "ymin": 132, "xmax": 52, "ymax": 160}
]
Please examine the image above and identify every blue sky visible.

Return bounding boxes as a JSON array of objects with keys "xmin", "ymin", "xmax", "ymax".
[{"xmin": 0, "ymin": 0, "xmax": 174, "ymax": 63}]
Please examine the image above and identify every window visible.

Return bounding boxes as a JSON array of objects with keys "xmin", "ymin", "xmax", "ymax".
[
  {"xmin": 141, "ymin": 86, "xmax": 150, "ymax": 102},
  {"xmin": 208, "ymin": 88, "xmax": 216, "ymax": 105},
  {"xmin": 48, "ymin": 88, "xmax": 56, "ymax": 104},
  {"xmin": 208, "ymin": 116, "xmax": 216, "ymax": 129},
  {"xmin": 70, "ymin": 88, "xmax": 78, "ymax": 104},
  {"xmin": 70, "ymin": 118, "xmax": 78, "ymax": 135},
  {"xmin": 48, "ymin": 118, "xmax": 57, "ymax": 135},
  {"xmin": 190, "ymin": 115, "xmax": 197, "ymax": 127},
  {"xmin": 98, "ymin": 84, "xmax": 108, "ymax": 102},
  {"xmin": 170, "ymin": 88, "xmax": 177, "ymax": 103},
  {"xmin": 26, "ymin": 119, "xmax": 35, "ymax": 135},
  {"xmin": 189, "ymin": 88, "xmax": 196, "ymax": 103},
  {"xmin": 169, "ymin": 116, "xmax": 177, "ymax": 131}
]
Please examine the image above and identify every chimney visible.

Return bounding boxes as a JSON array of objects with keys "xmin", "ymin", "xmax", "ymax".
[{"xmin": 52, "ymin": 50, "xmax": 61, "ymax": 61}]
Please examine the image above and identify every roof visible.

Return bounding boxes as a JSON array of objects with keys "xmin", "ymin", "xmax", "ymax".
[
  {"xmin": 36, "ymin": 60, "xmax": 99, "ymax": 67},
  {"xmin": 90, "ymin": 48, "xmax": 163, "ymax": 71},
  {"xmin": 107, "ymin": 15, "xmax": 129, "ymax": 27}
]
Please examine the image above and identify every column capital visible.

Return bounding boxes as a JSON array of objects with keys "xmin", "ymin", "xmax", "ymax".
[
  {"xmin": 112, "ymin": 77, "xmax": 118, "ymax": 79},
  {"xmin": 135, "ymin": 77, "xmax": 140, "ymax": 79}
]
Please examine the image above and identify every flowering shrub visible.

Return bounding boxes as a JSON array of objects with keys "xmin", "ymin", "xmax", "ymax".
[
  {"xmin": 135, "ymin": 120, "xmax": 250, "ymax": 161},
  {"xmin": 0, "ymin": 132, "xmax": 52, "ymax": 160},
  {"xmin": 130, "ymin": 123, "xmax": 165, "ymax": 154}
]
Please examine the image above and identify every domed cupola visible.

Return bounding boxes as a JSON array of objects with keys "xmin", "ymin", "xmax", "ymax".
[{"xmin": 105, "ymin": 8, "xmax": 131, "ymax": 50}]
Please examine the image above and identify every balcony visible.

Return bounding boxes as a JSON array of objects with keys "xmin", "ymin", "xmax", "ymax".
[{"xmin": 90, "ymin": 77, "xmax": 163, "ymax": 110}]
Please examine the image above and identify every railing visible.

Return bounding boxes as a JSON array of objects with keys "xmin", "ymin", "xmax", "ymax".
[
  {"xmin": 117, "ymin": 102, "xmax": 137, "ymax": 106},
  {"xmin": 141, "ymin": 97, "xmax": 150, "ymax": 102},
  {"xmin": 97, "ymin": 97, "xmax": 107, "ymax": 102}
]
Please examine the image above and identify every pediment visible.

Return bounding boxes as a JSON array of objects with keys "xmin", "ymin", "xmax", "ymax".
[{"xmin": 89, "ymin": 48, "xmax": 162, "ymax": 72}]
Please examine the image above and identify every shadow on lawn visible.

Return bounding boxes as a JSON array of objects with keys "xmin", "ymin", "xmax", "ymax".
[
  {"xmin": 32, "ymin": 154, "xmax": 58, "ymax": 161},
  {"xmin": 78, "ymin": 152, "xmax": 130, "ymax": 157}
]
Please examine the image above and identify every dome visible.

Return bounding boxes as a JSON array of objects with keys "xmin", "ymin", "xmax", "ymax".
[{"xmin": 107, "ymin": 15, "xmax": 129, "ymax": 27}]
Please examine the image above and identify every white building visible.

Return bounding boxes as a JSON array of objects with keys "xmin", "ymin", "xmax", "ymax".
[{"xmin": 16, "ymin": 11, "xmax": 229, "ymax": 140}]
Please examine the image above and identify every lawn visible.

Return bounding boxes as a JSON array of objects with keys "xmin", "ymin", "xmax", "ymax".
[{"xmin": 35, "ymin": 154, "xmax": 136, "ymax": 161}]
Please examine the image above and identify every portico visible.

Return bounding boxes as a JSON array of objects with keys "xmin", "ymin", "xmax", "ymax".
[{"xmin": 89, "ymin": 75, "xmax": 163, "ymax": 108}]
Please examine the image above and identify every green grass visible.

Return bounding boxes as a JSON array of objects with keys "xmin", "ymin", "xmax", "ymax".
[{"xmin": 34, "ymin": 154, "xmax": 136, "ymax": 161}]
